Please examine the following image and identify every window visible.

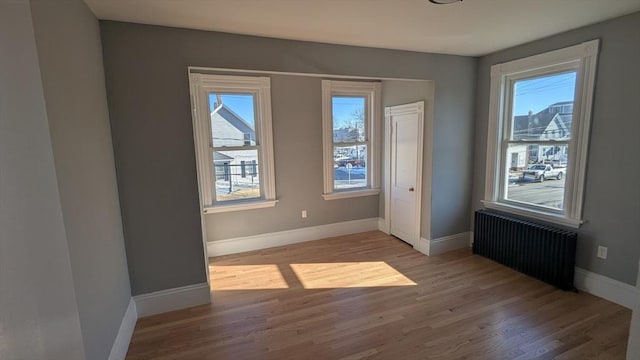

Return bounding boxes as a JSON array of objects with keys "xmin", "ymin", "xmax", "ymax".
[
  {"xmin": 484, "ymin": 40, "xmax": 599, "ymax": 227},
  {"xmin": 190, "ymin": 74, "xmax": 276, "ymax": 213},
  {"xmin": 321, "ymin": 80, "xmax": 381, "ymax": 200}
]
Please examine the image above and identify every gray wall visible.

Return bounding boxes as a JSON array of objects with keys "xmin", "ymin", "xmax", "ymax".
[
  {"xmin": 100, "ymin": 21, "xmax": 476, "ymax": 295},
  {"xmin": 0, "ymin": 1, "xmax": 85, "ymax": 359},
  {"xmin": 206, "ymin": 74, "xmax": 379, "ymax": 240},
  {"xmin": 30, "ymin": 0, "xmax": 132, "ymax": 358},
  {"xmin": 472, "ymin": 12, "xmax": 640, "ymax": 285},
  {"xmin": 430, "ymin": 63, "xmax": 477, "ymax": 239},
  {"xmin": 206, "ymin": 75, "xmax": 435, "ymax": 242}
]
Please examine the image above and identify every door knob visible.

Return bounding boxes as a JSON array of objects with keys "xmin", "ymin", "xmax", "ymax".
[{"xmin": 409, "ymin": 187, "xmax": 415, "ymax": 192}]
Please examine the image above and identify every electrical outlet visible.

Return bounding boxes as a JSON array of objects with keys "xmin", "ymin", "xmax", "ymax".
[
  {"xmin": 597, "ymin": 246, "xmax": 608, "ymax": 259},
  {"xmin": 301, "ymin": 210, "xmax": 308, "ymax": 218}
]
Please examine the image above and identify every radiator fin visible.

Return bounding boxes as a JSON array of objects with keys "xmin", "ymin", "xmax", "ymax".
[{"xmin": 473, "ymin": 210, "xmax": 577, "ymax": 290}]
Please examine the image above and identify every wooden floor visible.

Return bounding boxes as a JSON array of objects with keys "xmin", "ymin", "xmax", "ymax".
[{"xmin": 126, "ymin": 231, "xmax": 631, "ymax": 359}]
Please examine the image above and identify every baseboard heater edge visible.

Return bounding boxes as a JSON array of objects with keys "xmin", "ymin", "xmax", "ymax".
[{"xmin": 473, "ymin": 209, "xmax": 577, "ymax": 291}]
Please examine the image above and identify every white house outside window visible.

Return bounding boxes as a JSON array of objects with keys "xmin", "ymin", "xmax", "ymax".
[
  {"xmin": 190, "ymin": 74, "xmax": 276, "ymax": 213},
  {"xmin": 484, "ymin": 40, "xmax": 599, "ymax": 227},
  {"xmin": 321, "ymin": 80, "xmax": 381, "ymax": 200}
]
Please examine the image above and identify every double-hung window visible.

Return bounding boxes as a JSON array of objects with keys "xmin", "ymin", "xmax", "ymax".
[
  {"xmin": 484, "ymin": 40, "xmax": 599, "ymax": 227},
  {"xmin": 190, "ymin": 73, "xmax": 276, "ymax": 213},
  {"xmin": 321, "ymin": 80, "xmax": 381, "ymax": 200}
]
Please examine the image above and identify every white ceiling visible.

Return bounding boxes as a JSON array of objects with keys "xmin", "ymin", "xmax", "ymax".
[{"xmin": 84, "ymin": 0, "xmax": 640, "ymax": 56}]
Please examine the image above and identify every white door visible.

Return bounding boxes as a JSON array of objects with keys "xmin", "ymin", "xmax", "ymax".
[
  {"xmin": 511, "ymin": 152, "xmax": 519, "ymax": 168},
  {"xmin": 386, "ymin": 102, "xmax": 424, "ymax": 247}
]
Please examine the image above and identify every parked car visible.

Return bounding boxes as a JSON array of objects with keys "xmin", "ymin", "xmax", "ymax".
[
  {"xmin": 335, "ymin": 157, "xmax": 365, "ymax": 167},
  {"xmin": 522, "ymin": 164, "xmax": 564, "ymax": 182}
]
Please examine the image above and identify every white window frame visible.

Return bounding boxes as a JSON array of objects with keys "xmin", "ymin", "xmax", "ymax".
[
  {"xmin": 189, "ymin": 73, "xmax": 277, "ymax": 213},
  {"xmin": 321, "ymin": 80, "xmax": 381, "ymax": 200},
  {"xmin": 483, "ymin": 40, "xmax": 599, "ymax": 228}
]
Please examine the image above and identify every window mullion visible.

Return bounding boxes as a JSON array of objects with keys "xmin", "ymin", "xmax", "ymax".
[
  {"xmin": 333, "ymin": 141, "xmax": 368, "ymax": 147},
  {"xmin": 506, "ymin": 140, "xmax": 571, "ymax": 146},
  {"xmin": 212, "ymin": 145, "xmax": 259, "ymax": 151}
]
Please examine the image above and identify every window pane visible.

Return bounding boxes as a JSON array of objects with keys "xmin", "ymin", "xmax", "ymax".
[
  {"xmin": 209, "ymin": 93, "xmax": 256, "ymax": 147},
  {"xmin": 333, "ymin": 96, "xmax": 366, "ymax": 143},
  {"xmin": 505, "ymin": 143, "xmax": 569, "ymax": 210},
  {"xmin": 511, "ymin": 72, "xmax": 576, "ymax": 141},
  {"xmin": 213, "ymin": 150, "xmax": 260, "ymax": 202},
  {"xmin": 334, "ymin": 145, "xmax": 367, "ymax": 190}
]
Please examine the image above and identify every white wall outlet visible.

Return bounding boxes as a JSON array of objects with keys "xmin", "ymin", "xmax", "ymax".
[
  {"xmin": 301, "ymin": 210, "xmax": 308, "ymax": 218},
  {"xmin": 597, "ymin": 246, "xmax": 608, "ymax": 259}
]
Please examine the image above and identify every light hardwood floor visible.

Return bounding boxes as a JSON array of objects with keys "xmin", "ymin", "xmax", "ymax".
[{"xmin": 126, "ymin": 231, "xmax": 631, "ymax": 359}]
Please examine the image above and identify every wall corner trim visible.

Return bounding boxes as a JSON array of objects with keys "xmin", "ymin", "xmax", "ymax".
[
  {"xmin": 377, "ymin": 217, "xmax": 389, "ymax": 234},
  {"xmin": 417, "ymin": 237, "xmax": 429, "ymax": 256},
  {"xmin": 574, "ymin": 268, "xmax": 639, "ymax": 310},
  {"xmin": 133, "ymin": 283, "xmax": 211, "ymax": 318},
  {"xmin": 207, "ymin": 217, "xmax": 379, "ymax": 257},
  {"xmin": 108, "ymin": 298, "xmax": 137, "ymax": 360},
  {"xmin": 420, "ymin": 232, "xmax": 472, "ymax": 256}
]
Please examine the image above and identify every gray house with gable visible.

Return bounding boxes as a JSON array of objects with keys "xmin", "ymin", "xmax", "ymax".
[
  {"xmin": 509, "ymin": 101, "xmax": 573, "ymax": 169},
  {"xmin": 210, "ymin": 104, "xmax": 259, "ymax": 197}
]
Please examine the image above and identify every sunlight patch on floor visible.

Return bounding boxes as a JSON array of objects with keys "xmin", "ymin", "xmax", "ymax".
[
  {"xmin": 290, "ymin": 262, "xmax": 417, "ymax": 288},
  {"xmin": 211, "ymin": 264, "xmax": 289, "ymax": 290},
  {"xmin": 211, "ymin": 262, "xmax": 416, "ymax": 290}
]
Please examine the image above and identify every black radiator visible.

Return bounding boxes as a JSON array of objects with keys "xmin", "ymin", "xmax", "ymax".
[{"xmin": 473, "ymin": 210, "xmax": 577, "ymax": 290}]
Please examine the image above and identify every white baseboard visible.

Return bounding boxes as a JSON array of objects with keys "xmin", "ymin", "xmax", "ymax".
[
  {"xmin": 469, "ymin": 231, "xmax": 474, "ymax": 247},
  {"xmin": 421, "ymin": 232, "xmax": 472, "ymax": 256},
  {"xmin": 470, "ymin": 229, "xmax": 637, "ymax": 309},
  {"xmin": 377, "ymin": 217, "xmax": 389, "ymax": 234},
  {"xmin": 417, "ymin": 237, "xmax": 429, "ymax": 256},
  {"xmin": 207, "ymin": 217, "xmax": 379, "ymax": 257},
  {"xmin": 134, "ymin": 283, "xmax": 211, "ymax": 317},
  {"xmin": 108, "ymin": 298, "xmax": 137, "ymax": 360},
  {"xmin": 627, "ymin": 259, "xmax": 640, "ymax": 359},
  {"xmin": 574, "ymin": 268, "xmax": 639, "ymax": 310}
]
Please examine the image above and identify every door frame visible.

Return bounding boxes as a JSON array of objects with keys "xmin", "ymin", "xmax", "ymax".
[{"xmin": 383, "ymin": 101, "xmax": 426, "ymax": 250}]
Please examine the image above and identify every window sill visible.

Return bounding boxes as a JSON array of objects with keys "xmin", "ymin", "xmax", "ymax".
[
  {"xmin": 322, "ymin": 188, "xmax": 381, "ymax": 201},
  {"xmin": 482, "ymin": 200, "xmax": 583, "ymax": 228},
  {"xmin": 203, "ymin": 200, "xmax": 278, "ymax": 214}
]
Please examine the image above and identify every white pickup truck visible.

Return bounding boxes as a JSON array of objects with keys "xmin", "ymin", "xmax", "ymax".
[{"xmin": 522, "ymin": 164, "xmax": 565, "ymax": 182}]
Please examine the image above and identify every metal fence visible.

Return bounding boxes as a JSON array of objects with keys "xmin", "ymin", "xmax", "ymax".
[{"xmin": 214, "ymin": 161, "xmax": 259, "ymax": 196}]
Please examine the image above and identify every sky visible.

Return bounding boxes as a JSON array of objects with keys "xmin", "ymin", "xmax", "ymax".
[
  {"xmin": 208, "ymin": 93, "xmax": 365, "ymax": 129},
  {"xmin": 513, "ymin": 71, "xmax": 576, "ymax": 115},
  {"xmin": 208, "ymin": 77, "xmax": 573, "ymax": 126},
  {"xmin": 332, "ymin": 96, "xmax": 365, "ymax": 129},
  {"xmin": 209, "ymin": 93, "xmax": 255, "ymax": 126}
]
